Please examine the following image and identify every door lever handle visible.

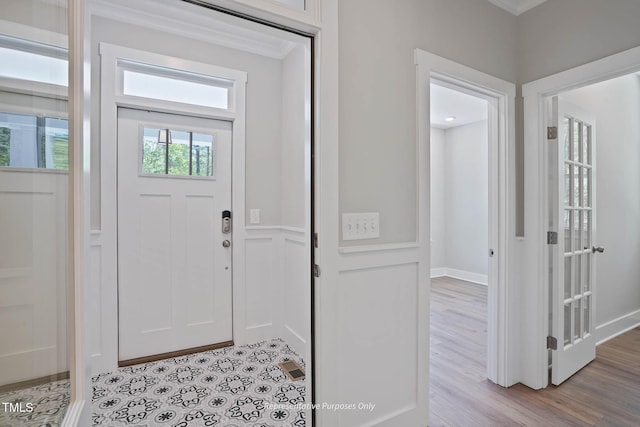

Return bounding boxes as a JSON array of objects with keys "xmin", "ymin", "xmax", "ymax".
[{"xmin": 592, "ymin": 246, "xmax": 604, "ymax": 253}]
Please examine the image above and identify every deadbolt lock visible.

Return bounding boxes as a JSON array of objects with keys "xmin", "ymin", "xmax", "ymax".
[{"xmin": 222, "ymin": 210, "xmax": 232, "ymax": 234}]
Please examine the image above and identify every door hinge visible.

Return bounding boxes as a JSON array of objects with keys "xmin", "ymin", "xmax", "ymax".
[
  {"xmin": 313, "ymin": 233, "xmax": 318, "ymax": 248},
  {"xmin": 547, "ymin": 126, "xmax": 558, "ymax": 140},
  {"xmin": 547, "ymin": 231, "xmax": 558, "ymax": 245},
  {"xmin": 547, "ymin": 336, "xmax": 558, "ymax": 350},
  {"xmin": 314, "ymin": 264, "xmax": 321, "ymax": 278}
]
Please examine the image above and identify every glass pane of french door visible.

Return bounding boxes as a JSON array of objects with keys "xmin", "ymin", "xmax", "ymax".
[{"xmin": 561, "ymin": 116, "xmax": 593, "ymax": 346}]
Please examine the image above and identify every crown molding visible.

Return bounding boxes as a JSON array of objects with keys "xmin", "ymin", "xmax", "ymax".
[{"xmin": 90, "ymin": 0, "xmax": 296, "ymax": 59}]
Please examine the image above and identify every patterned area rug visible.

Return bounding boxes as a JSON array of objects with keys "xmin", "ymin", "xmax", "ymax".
[
  {"xmin": 91, "ymin": 338, "xmax": 307, "ymax": 426},
  {"xmin": 0, "ymin": 379, "xmax": 70, "ymax": 427}
]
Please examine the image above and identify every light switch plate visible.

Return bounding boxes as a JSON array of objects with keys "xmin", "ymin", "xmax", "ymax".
[
  {"xmin": 250, "ymin": 209, "xmax": 260, "ymax": 224},
  {"xmin": 342, "ymin": 212, "xmax": 379, "ymax": 240}
]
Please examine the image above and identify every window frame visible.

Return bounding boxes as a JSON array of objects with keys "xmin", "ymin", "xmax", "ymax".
[
  {"xmin": 104, "ymin": 43, "xmax": 245, "ymax": 119},
  {"xmin": 120, "ymin": 62, "xmax": 232, "ymax": 111},
  {"xmin": 137, "ymin": 122, "xmax": 218, "ymax": 180}
]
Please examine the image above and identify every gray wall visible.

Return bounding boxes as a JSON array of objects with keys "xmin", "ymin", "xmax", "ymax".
[
  {"xmin": 430, "ymin": 128, "xmax": 446, "ymax": 269},
  {"xmin": 444, "ymin": 121, "xmax": 488, "ymax": 276},
  {"xmin": 280, "ymin": 44, "xmax": 307, "ymax": 229},
  {"xmin": 561, "ymin": 74, "xmax": 640, "ymax": 327},
  {"xmin": 2, "ymin": 0, "xmax": 67, "ymax": 34},
  {"xmin": 338, "ymin": 0, "xmax": 517, "ymax": 245},
  {"xmin": 430, "ymin": 122, "xmax": 488, "ymax": 277},
  {"xmin": 517, "ymin": 0, "xmax": 640, "ymax": 84}
]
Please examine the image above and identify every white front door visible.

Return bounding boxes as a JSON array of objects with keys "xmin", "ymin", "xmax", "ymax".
[
  {"xmin": 117, "ymin": 108, "xmax": 233, "ymax": 361},
  {"xmin": 550, "ymin": 97, "xmax": 598, "ymax": 385}
]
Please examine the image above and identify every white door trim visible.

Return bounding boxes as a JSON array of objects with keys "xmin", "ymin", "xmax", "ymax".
[
  {"xmin": 521, "ymin": 45, "xmax": 640, "ymax": 389},
  {"xmin": 415, "ymin": 49, "xmax": 517, "ymax": 387},
  {"xmin": 97, "ymin": 42, "xmax": 247, "ymax": 373}
]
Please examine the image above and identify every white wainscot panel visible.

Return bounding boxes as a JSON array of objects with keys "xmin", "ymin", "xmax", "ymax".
[
  {"xmin": 0, "ymin": 173, "xmax": 68, "ymax": 385},
  {"xmin": 282, "ymin": 234, "xmax": 307, "ymax": 357},
  {"xmin": 244, "ymin": 237, "xmax": 276, "ymax": 333},
  {"xmin": 90, "ymin": 227, "xmax": 118, "ymax": 375},
  {"xmin": 337, "ymin": 263, "xmax": 419, "ymax": 426}
]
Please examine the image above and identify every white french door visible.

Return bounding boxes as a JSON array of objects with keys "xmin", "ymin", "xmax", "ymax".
[
  {"xmin": 550, "ymin": 97, "xmax": 598, "ymax": 385},
  {"xmin": 117, "ymin": 108, "xmax": 233, "ymax": 361}
]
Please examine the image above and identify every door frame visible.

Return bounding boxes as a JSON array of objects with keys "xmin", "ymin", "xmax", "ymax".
[
  {"xmin": 416, "ymin": 49, "xmax": 517, "ymax": 387},
  {"xmin": 521, "ymin": 45, "xmax": 640, "ymax": 389}
]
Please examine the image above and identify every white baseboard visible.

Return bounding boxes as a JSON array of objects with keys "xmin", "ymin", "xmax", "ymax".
[
  {"xmin": 595, "ymin": 309, "xmax": 640, "ymax": 345},
  {"xmin": 283, "ymin": 324, "xmax": 306, "ymax": 360},
  {"xmin": 430, "ymin": 267, "xmax": 488, "ymax": 286},
  {"xmin": 61, "ymin": 400, "xmax": 88, "ymax": 427}
]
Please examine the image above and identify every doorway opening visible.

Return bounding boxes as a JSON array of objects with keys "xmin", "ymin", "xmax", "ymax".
[
  {"xmin": 544, "ymin": 71, "xmax": 640, "ymax": 385},
  {"xmin": 521, "ymin": 46, "xmax": 640, "ymax": 390},
  {"xmin": 90, "ymin": 0, "xmax": 314, "ymax": 425},
  {"xmin": 429, "ymin": 81, "xmax": 491, "ymax": 424},
  {"xmin": 416, "ymin": 49, "xmax": 517, "ymax": 424}
]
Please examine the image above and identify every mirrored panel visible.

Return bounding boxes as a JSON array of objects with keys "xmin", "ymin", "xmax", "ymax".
[{"xmin": 0, "ymin": 1, "xmax": 71, "ymax": 425}]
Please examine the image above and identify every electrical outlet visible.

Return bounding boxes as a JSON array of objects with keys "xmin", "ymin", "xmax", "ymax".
[
  {"xmin": 250, "ymin": 209, "xmax": 260, "ymax": 224},
  {"xmin": 342, "ymin": 212, "xmax": 380, "ymax": 240}
]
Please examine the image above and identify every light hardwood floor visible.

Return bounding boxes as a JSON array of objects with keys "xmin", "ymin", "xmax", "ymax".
[{"xmin": 430, "ymin": 276, "xmax": 640, "ymax": 426}]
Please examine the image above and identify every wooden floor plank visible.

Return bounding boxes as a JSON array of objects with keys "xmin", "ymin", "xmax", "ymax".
[{"xmin": 430, "ymin": 276, "xmax": 640, "ymax": 426}]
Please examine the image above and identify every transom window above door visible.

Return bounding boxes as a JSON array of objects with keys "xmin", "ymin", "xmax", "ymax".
[
  {"xmin": 141, "ymin": 126, "xmax": 216, "ymax": 178},
  {"xmin": 118, "ymin": 59, "xmax": 233, "ymax": 111}
]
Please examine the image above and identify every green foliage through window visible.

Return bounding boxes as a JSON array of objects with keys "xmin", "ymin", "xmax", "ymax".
[
  {"xmin": 0, "ymin": 127, "xmax": 10, "ymax": 167},
  {"xmin": 142, "ymin": 127, "xmax": 214, "ymax": 177}
]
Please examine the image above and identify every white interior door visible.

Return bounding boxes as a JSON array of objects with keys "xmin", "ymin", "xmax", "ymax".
[
  {"xmin": 117, "ymin": 108, "xmax": 232, "ymax": 361},
  {"xmin": 550, "ymin": 97, "xmax": 598, "ymax": 385}
]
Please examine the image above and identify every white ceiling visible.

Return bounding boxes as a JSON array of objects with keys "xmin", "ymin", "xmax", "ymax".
[
  {"xmin": 488, "ymin": 0, "xmax": 548, "ymax": 15},
  {"xmin": 430, "ymin": 83, "xmax": 487, "ymax": 130}
]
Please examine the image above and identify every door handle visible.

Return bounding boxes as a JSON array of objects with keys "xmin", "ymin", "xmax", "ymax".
[
  {"xmin": 592, "ymin": 246, "xmax": 604, "ymax": 253},
  {"xmin": 222, "ymin": 240, "xmax": 231, "ymax": 248}
]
